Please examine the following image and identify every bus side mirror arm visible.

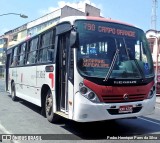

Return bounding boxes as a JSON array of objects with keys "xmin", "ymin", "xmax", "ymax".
[{"xmin": 70, "ymin": 30, "xmax": 77, "ymax": 48}]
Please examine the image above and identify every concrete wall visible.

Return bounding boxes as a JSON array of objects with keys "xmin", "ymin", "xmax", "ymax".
[
  {"xmin": 85, "ymin": 3, "xmax": 100, "ymax": 16},
  {"xmin": 61, "ymin": 6, "xmax": 85, "ymax": 18},
  {"xmin": 61, "ymin": 4, "xmax": 100, "ymax": 18}
]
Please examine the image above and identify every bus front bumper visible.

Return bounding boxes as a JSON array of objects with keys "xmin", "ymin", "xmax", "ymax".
[{"xmin": 73, "ymin": 92, "xmax": 156, "ymax": 122}]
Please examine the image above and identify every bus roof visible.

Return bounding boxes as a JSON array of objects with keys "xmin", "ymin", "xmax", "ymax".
[{"xmin": 59, "ymin": 16, "xmax": 136, "ymax": 28}]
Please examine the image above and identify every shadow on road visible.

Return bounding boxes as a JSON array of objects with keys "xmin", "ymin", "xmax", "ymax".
[
  {"xmin": 60, "ymin": 118, "xmax": 160, "ymax": 139},
  {"xmin": 8, "ymin": 96, "xmax": 42, "ymax": 115}
]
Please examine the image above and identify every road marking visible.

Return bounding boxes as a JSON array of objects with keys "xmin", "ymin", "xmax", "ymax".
[
  {"xmin": 0, "ymin": 123, "xmax": 20, "ymax": 143},
  {"xmin": 138, "ymin": 117, "xmax": 160, "ymax": 126}
]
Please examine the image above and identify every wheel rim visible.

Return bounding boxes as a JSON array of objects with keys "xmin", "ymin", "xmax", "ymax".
[{"xmin": 46, "ymin": 93, "xmax": 53, "ymax": 116}]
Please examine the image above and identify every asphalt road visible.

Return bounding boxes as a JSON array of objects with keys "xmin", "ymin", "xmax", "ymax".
[{"xmin": 0, "ymin": 79, "xmax": 160, "ymax": 143}]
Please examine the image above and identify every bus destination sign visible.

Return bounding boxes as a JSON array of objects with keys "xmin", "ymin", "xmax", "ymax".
[{"xmin": 83, "ymin": 23, "xmax": 136, "ymax": 38}]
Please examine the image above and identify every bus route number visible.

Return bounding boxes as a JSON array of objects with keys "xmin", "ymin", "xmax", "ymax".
[{"xmin": 84, "ymin": 23, "xmax": 95, "ymax": 31}]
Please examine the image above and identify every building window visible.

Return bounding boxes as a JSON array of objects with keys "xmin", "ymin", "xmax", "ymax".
[
  {"xmin": 21, "ymin": 30, "xmax": 27, "ymax": 39},
  {"xmin": 12, "ymin": 35, "xmax": 18, "ymax": 41}
]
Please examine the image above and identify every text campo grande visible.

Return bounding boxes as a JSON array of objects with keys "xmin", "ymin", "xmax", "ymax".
[
  {"xmin": 98, "ymin": 26, "xmax": 135, "ymax": 38},
  {"xmin": 84, "ymin": 23, "xmax": 135, "ymax": 38}
]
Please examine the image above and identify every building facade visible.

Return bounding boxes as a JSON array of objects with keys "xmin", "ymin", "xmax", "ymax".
[
  {"xmin": 146, "ymin": 30, "xmax": 160, "ymax": 94},
  {"xmin": 0, "ymin": 3, "xmax": 100, "ymax": 77},
  {"xmin": 0, "ymin": 36, "xmax": 8, "ymax": 77}
]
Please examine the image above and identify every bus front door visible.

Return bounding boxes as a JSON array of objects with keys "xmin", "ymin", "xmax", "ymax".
[{"xmin": 58, "ymin": 33, "xmax": 70, "ymax": 112}]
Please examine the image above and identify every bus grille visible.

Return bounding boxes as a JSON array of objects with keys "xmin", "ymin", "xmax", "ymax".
[{"xmin": 101, "ymin": 94, "xmax": 145, "ymax": 103}]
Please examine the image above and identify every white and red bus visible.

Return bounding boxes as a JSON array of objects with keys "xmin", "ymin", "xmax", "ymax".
[{"xmin": 5, "ymin": 16, "xmax": 156, "ymax": 123}]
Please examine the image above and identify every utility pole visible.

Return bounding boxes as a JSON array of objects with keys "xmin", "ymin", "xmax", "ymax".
[{"xmin": 151, "ymin": 0, "xmax": 158, "ymax": 30}]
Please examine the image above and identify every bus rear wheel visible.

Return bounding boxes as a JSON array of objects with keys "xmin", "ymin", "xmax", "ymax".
[
  {"xmin": 11, "ymin": 82, "xmax": 18, "ymax": 101},
  {"xmin": 45, "ymin": 90, "xmax": 59, "ymax": 123}
]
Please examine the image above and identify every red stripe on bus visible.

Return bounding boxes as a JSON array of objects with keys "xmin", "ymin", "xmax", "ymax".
[
  {"xmin": 49, "ymin": 73, "xmax": 54, "ymax": 88},
  {"xmin": 83, "ymin": 79, "xmax": 154, "ymax": 102}
]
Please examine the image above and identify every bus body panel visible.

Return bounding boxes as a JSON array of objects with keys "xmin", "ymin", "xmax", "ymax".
[
  {"xmin": 40, "ymin": 64, "xmax": 57, "ymax": 113},
  {"xmin": 8, "ymin": 64, "xmax": 56, "ymax": 107},
  {"xmin": 14, "ymin": 66, "xmax": 39, "ymax": 106},
  {"xmin": 17, "ymin": 66, "xmax": 39, "ymax": 105},
  {"xmin": 68, "ymin": 80, "xmax": 74, "ymax": 119}
]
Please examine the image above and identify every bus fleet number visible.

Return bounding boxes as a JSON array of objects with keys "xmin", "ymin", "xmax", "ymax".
[{"xmin": 36, "ymin": 71, "xmax": 45, "ymax": 78}]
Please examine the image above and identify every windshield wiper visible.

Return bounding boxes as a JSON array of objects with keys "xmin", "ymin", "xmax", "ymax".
[
  {"xmin": 133, "ymin": 59, "xmax": 145, "ymax": 80},
  {"xmin": 103, "ymin": 48, "xmax": 119, "ymax": 82},
  {"xmin": 123, "ymin": 38, "xmax": 130, "ymax": 61}
]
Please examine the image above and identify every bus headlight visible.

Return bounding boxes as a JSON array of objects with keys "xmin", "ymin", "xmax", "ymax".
[
  {"xmin": 79, "ymin": 82, "xmax": 100, "ymax": 103},
  {"xmin": 88, "ymin": 92, "xmax": 95, "ymax": 100},
  {"xmin": 147, "ymin": 85, "xmax": 156, "ymax": 99},
  {"xmin": 80, "ymin": 87, "xmax": 88, "ymax": 94}
]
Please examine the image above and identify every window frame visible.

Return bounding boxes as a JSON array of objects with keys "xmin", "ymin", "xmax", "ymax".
[
  {"xmin": 17, "ymin": 42, "xmax": 27, "ymax": 66},
  {"xmin": 26, "ymin": 36, "xmax": 39, "ymax": 65},
  {"xmin": 37, "ymin": 28, "xmax": 56, "ymax": 64}
]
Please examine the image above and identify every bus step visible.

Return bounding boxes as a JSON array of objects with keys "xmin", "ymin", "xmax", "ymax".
[{"xmin": 55, "ymin": 111, "xmax": 69, "ymax": 119}]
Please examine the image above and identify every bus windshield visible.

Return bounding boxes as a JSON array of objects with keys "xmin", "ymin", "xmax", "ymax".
[{"xmin": 75, "ymin": 20, "xmax": 154, "ymax": 79}]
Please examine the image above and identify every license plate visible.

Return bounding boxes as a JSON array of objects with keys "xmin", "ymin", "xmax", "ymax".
[{"xmin": 119, "ymin": 105, "xmax": 133, "ymax": 113}]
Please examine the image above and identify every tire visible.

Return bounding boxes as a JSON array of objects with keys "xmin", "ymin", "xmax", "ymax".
[
  {"xmin": 45, "ymin": 90, "xmax": 59, "ymax": 123},
  {"xmin": 11, "ymin": 82, "xmax": 18, "ymax": 101}
]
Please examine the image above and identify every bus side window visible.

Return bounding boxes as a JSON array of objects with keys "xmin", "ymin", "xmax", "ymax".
[
  {"xmin": 26, "ymin": 37, "xmax": 39, "ymax": 64},
  {"xmin": 11, "ymin": 46, "xmax": 18, "ymax": 67},
  {"xmin": 18, "ymin": 43, "xmax": 26, "ymax": 66},
  {"xmin": 38, "ymin": 29, "xmax": 55, "ymax": 63}
]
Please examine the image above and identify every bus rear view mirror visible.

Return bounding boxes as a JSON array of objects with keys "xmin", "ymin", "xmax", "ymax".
[{"xmin": 70, "ymin": 30, "xmax": 77, "ymax": 48}]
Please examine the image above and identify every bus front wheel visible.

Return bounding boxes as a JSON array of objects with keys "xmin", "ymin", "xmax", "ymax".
[
  {"xmin": 45, "ymin": 90, "xmax": 59, "ymax": 123},
  {"xmin": 11, "ymin": 82, "xmax": 18, "ymax": 101}
]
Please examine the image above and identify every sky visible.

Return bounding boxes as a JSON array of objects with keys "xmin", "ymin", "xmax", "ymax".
[{"xmin": 0, "ymin": 0, "xmax": 160, "ymax": 35}]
